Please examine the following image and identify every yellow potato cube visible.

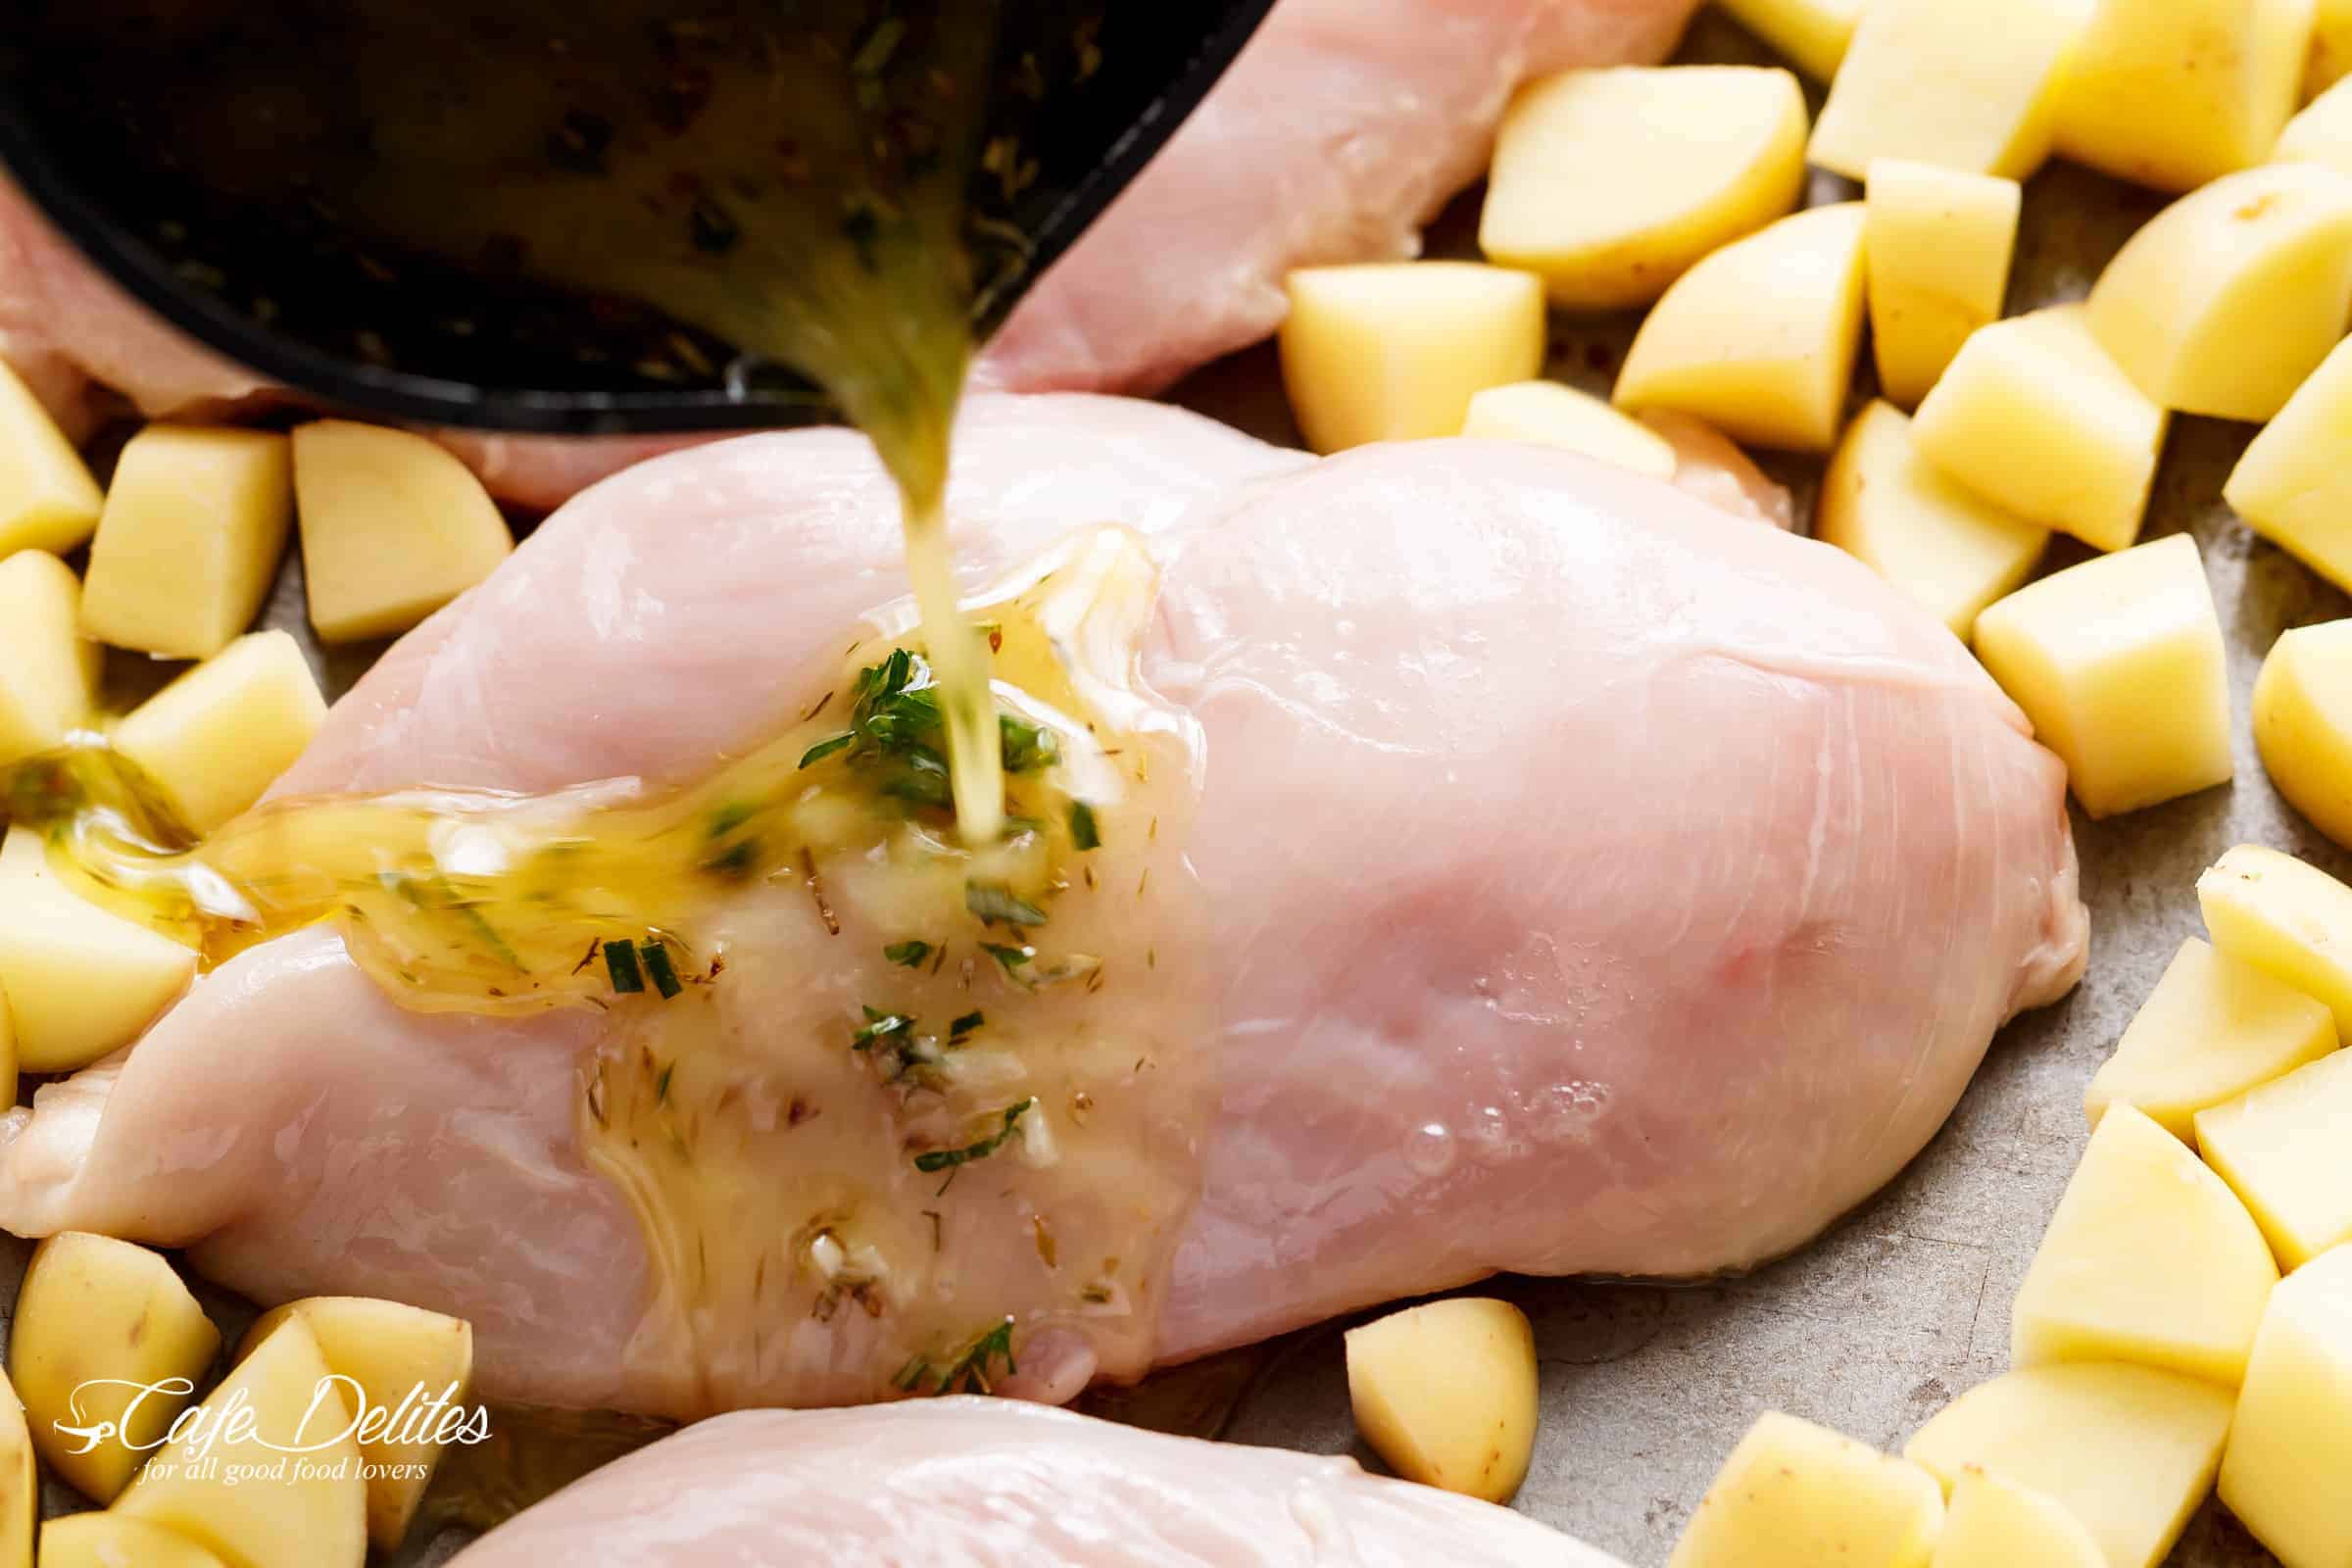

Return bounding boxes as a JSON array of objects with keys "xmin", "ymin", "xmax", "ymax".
[
  {"xmin": 11, "ymin": 1233, "xmax": 220, "ymax": 1504},
  {"xmin": 2226, "ymin": 336, "xmax": 2352, "ymax": 594},
  {"xmin": 2084, "ymin": 938, "xmax": 2338, "ymax": 1143},
  {"xmin": 293, "ymin": 420, "xmax": 514, "ymax": 643},
  {"xmin": 1613, "ymin": 202, "xmax": 1867, "ymax": 453},
  {"xmin": 2055, "ymin": 0, "xmax": 2313, "ymax": 192},
  {"xmin": 2275, "ymin": 74, "xmax": 2352, "ymax": 174},
  {"xmin": 114, "ymin": 1313, "xmax": 366, "ymax": 1568},
  {"xmin": 1818, "ymin": 401, "xmax": 2048, "ymax": 641},
  {"xmin": 2199, "ymin": 845, "xmax": 2352, "ymax": 1036},
  {"xmin": 2218, "ymin": 1244, "xmax": 2352, "ymax": 1568},
  {"xmin": 1807, "ymin": 0, "xmax": 2085, "ymax": 180},
  {"xmin": 78, "ymin": 426, "xmax": 292, "ymax": 662},
  {"xmin": 111, "ymin": 630, "xmax": 326, "ymax": 835},
  {"xmin": 2316, "ymin": 0, "xmax": 2352, "ymax": 96},
  {"xmin": 1865, "ymin": 162, "xmax": 2023, "ymax": 410},
  {"xmin": 1278, "ymin": 265, "xmax": 1544, "ymax": 456},
  {"xmin": 1668, "ymin": 1411, "xmax": 1943, "ymax": 1568},
  {"xmin": 0, "ymin": 551, "xmax": 101, "ymax": 769},
  {"xmin": 1716, "ymin": 0, "xmax": 1863, "ymax": 79},
  {"xmin": 39, "ymin": 1515, "xmax": 227, "ymax": 1568},
  {"xmin": 2255, "ymin": 619, "xmax": 2352, "ymax": 847},
  {"xmin": 1971, "ymin": 534, "xmax": 2232, "ymax": 818},
  {"xmin": 1480, "ymin": 66, "xmax": 1808, "ymax": 311},
  {"xmin": 1930, "ymin": 1467, "xmax": 2105, "ymax": 1568},
  {"xmin": 0, "ymin": 361, "xmax": 101, "ymax": 558},
  {"xmin": 2087, "ymin": 163, "xmax": 2352, "ymax": 422},
  {"xmin": 237, "ymin": 1298, "xmax": 473, "ymax": 1550},
  {"xmin": 1345, "ymin": 1298, "xmax": 1537, "ymax": 1503},
  {"xmin": 2196, "ymin": 1050, "xmax": 2352, "ymax": 1269},
  {"xmin": 2012, "ymin": 1104, "xmax": 2278, "ymax": 1386},
  {"xmin": 0, "ymin": 872, "xmax": 195, "ymax": 1073},
  {"xmin": 1459, "ymin": 381, "xmax": 1677, "ymax": 477},
  {"xmin": 1903, "ymin": 1363, "xmax": 2233, "ymax": 1568},
  {"xmin": 1911, "ymin": 306, "xmax": 2167, "ymax": 555},
  {"xmin": 0, "ymin": 1372, "xmax": 30, "ymax": 1568}
]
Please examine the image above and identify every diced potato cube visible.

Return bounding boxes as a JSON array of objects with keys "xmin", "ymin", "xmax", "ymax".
[
  {"xmin": 1911, "ymin": 306, "xmax": 2167, "ymax": 555},
  {"xmin": 39, "ymin": 1515, "xmax": 227, "ymax": 1568},
  {"xmin": 293, "ymin": 420, "xmax": 514, "ymax": 643},
  {"xmin": 2085, "ymin": 938, "xmax": 2337, "ymax": 1142},
  {"xmin": 237, "ymin": 1298, "xmax": 473, "ymax": 1550},
  {"xmin": 2087, "ymin": 163, "xmax": 2352, "ymax": 422},
  {"xmin": 111, "ymin": 630, "xmax": 326, "ymax": 835},
  {"xmin": 1716, "ymin": 0, "xmax": 1864, "ymax": 79},
  {"xmin": 1480, "ymin": 66, "xmax": 1808, "ymax": 311},
  {"xmin": 1818, "ymin": 401, "xmax": 2048, "ymax": 641},
  {"xmin": 1807, "ymin": 0, "xmax": 2084, "ymax": 180},
  {"xmin": 1865, "ymin": 162, "xmax": 2022, "ymax": 409},
  {"xmin": 0, "ymin": 975, "xmax": 15, "ymax": 1115},
  {"xmin": 2012, "ymin": 1104, "xmax": 2278, "ymax": 1385},
  {"xmin": 1460, "ymin": 382, "xmax": 1677, "ymax": 477},
  {"xmin": 1613, "ymin": 203, "xmax": 1867, "ymax": 453},
  {"xmin": 78, "ymin": 426, "xmax": 293, "ymax": 661},
  {"xmin": 2254, "ymin": 619, "xmax": 2352, "ymax": 847},
  {"xmin": 1971, "ymin": 534, "xmax": 2232, "ymax": 817},
  {"xmin": 0, "ymin": 873, "xmax": 195, "ymax": 1073},
  {"xmin": 2054, "ymin": 0, "xmax": 2313, "ymax": 192},
  {"xmin": 1930, "ymin": 1467, "xmax": 2105, "ymax": 1568},
  {"xmin": 2196, "ymin": 1050, "xmax": 2352, "ymax": 1269},
  {"xmin": 2218, "ymin": 1244, "xmax": 2352, "ymax": 1568},
  {"xmin": 114, "ymin": 1313, "xmax": 366, "ymax": 1568},
  {"xmin": 0, "ymin": 1372, "xmax": 29, "ymax": 1568},
  {"xmin": 1278, "ymin": 265, "xmax": 1544, "ymax": 455},
  {"xmin": 2275, "ymin": 74, "xmax": 2352, "ymax": 175},
  {"xmin": 1345, "ymin": 1298, "xmax": 1538, "ymax": 1503},
  {"xmin": 1668, "ymin": 1411, "xmax": 1942, "ymax": 1568},
  {"xmin": 1902, "ymin": 1362, "xmax": 2233, "ymax": 1568},
  {"xmin": 0, "ymin": 551, "xmax": 102, "ymax": 769},
  {"xmin": 11, "ymin": 1233, "xmax": 220, "ymax": 1504},
  {"xmin": 2226, "ymin": 336, "xmax": 2352, "ymax": 594},
  {"xmin": 2316, "ymin": 0, "xmax": 2352, "ymax": 97},
  {"xmin": 0, "ymin": 361, "xmax": 101, "ymax": 558},
  {"xmin": 2198, "ymin": 845, "xmax": 2352, "ymax": 1036}
]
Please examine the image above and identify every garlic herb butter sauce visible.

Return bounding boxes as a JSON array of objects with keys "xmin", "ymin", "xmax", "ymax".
[{"xmin": 4, "ymin": 4, "xmax": 1217, "ymax": 1411}]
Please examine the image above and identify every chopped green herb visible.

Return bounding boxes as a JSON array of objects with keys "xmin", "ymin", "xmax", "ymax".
[
  {"xmin": 966, "ymin": 881, "xmax": 1047, "ymax": 928},
  {"xmin": 604, "ymin": 940, "xmax": 645, "ymax": 994},
  {"xmin": 705, "ymin": 802, "xmax": 757, "ymax": 839},
  {"xmin": 949, "ymin": 1010, "xmax": 983, "ymax": 1041},
  {"xmin": 699, "ymin": 839, "xmax": 760, "ymax": 879},
  {"xmin": 799, "ymin": 732, "xmax": 855, "ymax": 768},
  {"xmin": 980, "ymin": 941, "xmax": 1035, "ymax": 976},
  {"xmin": 883, "ymin": 939, "xmax": 934, "ymax": 968},
  {"xmin": 852, "ymin": 1005, "xmax": 913, "ymax": 1050},
  {"xmin": 896, "ymin": 1317, "xmax": 1018, "ymax": 1396},
  {"xmin": 796, "ymin": 650, "xmax": 1061, "ymax": 812},
  {"xmin": 654, "ymin": 1063, "xmax": 674, "ymax": 1103},
  {"xmin": 912, "ymin": 1097, "xmax": 1036, "ymax": 1173},
  {"xmin": 999, "ymin": 713, "xmax": 1058, "ymax": 773},
  {"xmin": 641, "ymin": 942, "xmax": 683, "ymax": 999},
  {"xmin": 1068, "ymin": 800, "xmax": 1101, "ymax": 851}
]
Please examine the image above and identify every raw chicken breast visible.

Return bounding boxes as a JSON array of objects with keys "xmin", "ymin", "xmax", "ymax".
[
  {"xmin": 0, "ymin": 394, "xmax": 2083, "ymax": 1418},
  {"xmin": 447, "ymin": 1398, "xmax": 1628, "ymax": 1568}
]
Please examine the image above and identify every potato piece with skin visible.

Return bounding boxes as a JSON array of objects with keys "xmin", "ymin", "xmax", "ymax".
[
  {"xmin": 1912, "ymin": 306, "xmax": 2167, "ymax": 555},
  {"xmin": 78, "ymin": 427, "xmax": 293, "ymax": 661},
  {"xmin": 2198, "ymin": 845, "xmax": 2352, "ymax": 1036},
  {"xmin": 1344, "ymin": 1298, "xmax": 1537, "ymax": 1503},
  {"xmin": 1668, "ymin": 1411, "xmax": 1942, "ymax": 1568},
  {"xmin": 1971, "ymin": 534, "xmax": 2232, "ymax": 818},
  {"xmin": 2275, "ymin": 74, "xmax": 2352, "ymax": 174},
  {"xmin": 2055, "ymin": 0, "xmax": 2314, "ymax": 193},
  {"xmin": 0, "ymin": 360, "xmax": 101, "ymax": 558},
  {"xmin": 236, "ymin": 1298, "xmax": 474, "ymax": 1551},
  {"xmin": 1716, "ymin": 0, "xmax": 1862, "ymax": 80},
  {"xmin": 1930, "ymin": 1467, "xmax": 2105, "ymax": 1568},
  {"xmin": 1903, "ymin": 1363, "xmax": 2234, "ymax": 1568},
  {"xmin": 11, "ymin": 1233, "xmax": 220, "ymax": 1505},
  {"xmin": 1818, "ymin": 402, "xmax": 2047, "ymax": 641},
  {"xmin": 1865, "ymin": 162, "xmax": 2022, "ymax": 410},
  {"xmin": 2087, "ymin": 163, "xmax": 2352, "ymax": 422},
  {"xmin": 2011, "ymin": 1104, "xmax": 2278, "ymax": 1386},
  {"xmin": 0, "ymin": 1373, "xmax": 32, "ymax": 1568},
  {"xmin": 39, "ymin": 1515, "xmax": 227, "ymax": 1568},
  {"xmin": 1612, "ymin": 203, "xmax": 1866, "ymax": 453},
  {"xmin": 2219, "ymin": 1244, "xmax": 2352, "ymax": 1568},
  {"xmin": 0, "ymin": 873, "xmax": 196, "ymax": 1073},
  {"xmin": 2196, "ymin": 1050, "xmax": 2352, "ymax": 1269},
  {"xmin": 293, "ymin": 420, "xmax": 514, "ymax": 644},
  {"xmin": 2226, "ymin": 336, "xmax": 2352, "ymax": 594},
  {"xmin": 111, "ymin": 631, "xmax": 326, "ymax": 835},
  {"xmin": 1806, "ymin": 0, "xmax": 2086, "ymax": 180},
  {"xmin": 2083, "ymin": 938, "xmax": 2338, "ymax": 1143},
  {"xmin": 0, "ymin": 551, "xmax": 102, "ymax": 770},
  {"xmin": 1459, "ymin": 382, "xmax": 1676, "ymax": 477},
  {"xmin": 1278, "ymin": 265, "xmax": 1544, "ymax": 456},
  {"xmin": 2255, "ymin": 620, "xmax": 2352, "ymax": 848},
  {"xmin": 114, "ymin": 1314, "xmax": 366, "ymax": 1568},
  {"xmin": 1479, "ymin": 67, "xmax": 1807, "ymax": 311}
]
